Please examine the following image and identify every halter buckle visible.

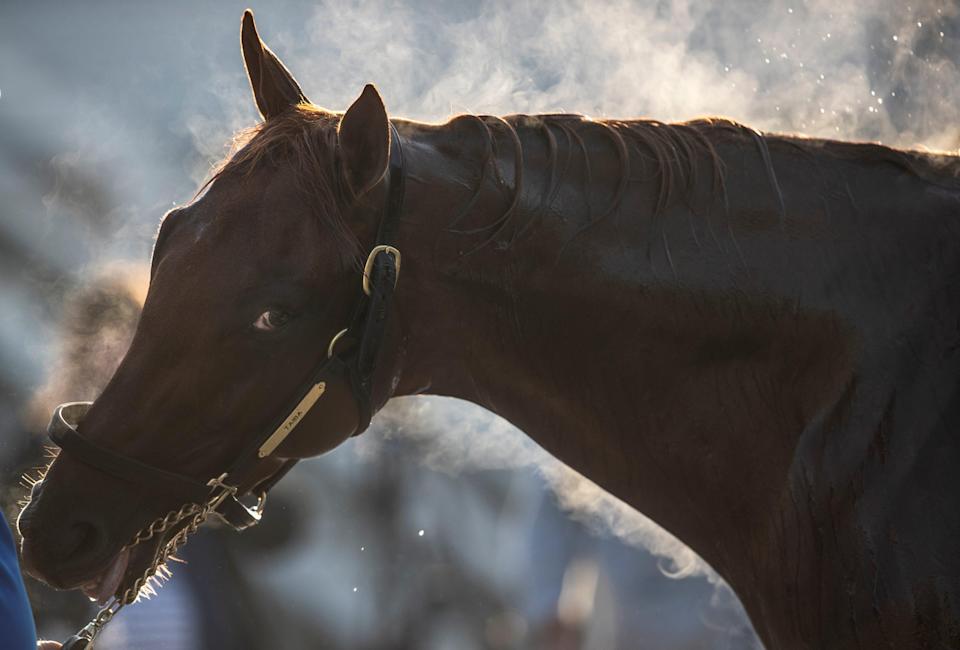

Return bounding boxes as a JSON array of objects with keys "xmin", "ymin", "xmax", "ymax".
[{"xmin": 362, "ymin": 245, "xmax": 401, "ymax": 296}]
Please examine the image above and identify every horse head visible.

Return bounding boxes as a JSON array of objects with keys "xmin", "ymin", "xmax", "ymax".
[{"xmin": 18, "ymin": 11, "xmax": 403, "ymax": 607}]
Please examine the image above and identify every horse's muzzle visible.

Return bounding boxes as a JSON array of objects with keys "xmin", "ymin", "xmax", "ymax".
[{"xmin": 17, "ymin": 490, "xmax": 111, "ymax": 591}]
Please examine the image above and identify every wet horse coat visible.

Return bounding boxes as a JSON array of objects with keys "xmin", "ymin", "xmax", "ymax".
[{"xmin": 17, "ymin": 11, "xmax": 960, "ymax": 649}]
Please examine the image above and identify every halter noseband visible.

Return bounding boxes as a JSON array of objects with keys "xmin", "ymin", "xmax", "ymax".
[{"xmin": 46, "ymin": 123, "xmax": 406, "ymax": 532}]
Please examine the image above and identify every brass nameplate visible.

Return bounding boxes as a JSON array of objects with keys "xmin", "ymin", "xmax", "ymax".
[{"xmin": 258, "ymin": 382, "xmax": 326, "ymax": 458}]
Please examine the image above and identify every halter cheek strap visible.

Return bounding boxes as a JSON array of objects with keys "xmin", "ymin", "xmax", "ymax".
[{"xmin": 46, "ymin": 123, "xmax": 406, "ymax": 532}]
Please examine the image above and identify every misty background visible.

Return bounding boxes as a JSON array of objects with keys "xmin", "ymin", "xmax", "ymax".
[{"xmin": 2, "ymin": 1, "xmax": 959, "ymax": 648}]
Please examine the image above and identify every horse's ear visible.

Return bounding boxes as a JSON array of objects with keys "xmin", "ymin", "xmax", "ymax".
[
  {"xmin": 241, "ymin": 10, "xmax": 309, "ymax": 119},
  {"xmin": 338, "ymin": 84, "xmax": 390, "ymax": 198}
]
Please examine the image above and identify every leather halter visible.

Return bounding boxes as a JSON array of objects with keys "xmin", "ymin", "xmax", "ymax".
[{"xmin": 47, "ymin": 124, "xmax": 406, "ymax": 531}]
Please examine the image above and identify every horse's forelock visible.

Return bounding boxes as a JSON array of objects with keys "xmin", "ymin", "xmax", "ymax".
[{"xmin": 199, "ymin": 104, "xmax": 360, "ymax": 268}]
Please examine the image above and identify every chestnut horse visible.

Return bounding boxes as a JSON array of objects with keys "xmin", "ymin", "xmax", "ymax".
[{"xmin": 18, "ymin": 10, "xmax": 960, "ymax": 649}]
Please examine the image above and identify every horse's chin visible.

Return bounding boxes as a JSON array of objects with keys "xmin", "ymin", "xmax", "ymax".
[
  {"xmin": 77, "ymin": 538, "xmax": 162, "ymax": 606},
  {"xmin": 80, "ymin": 547, "xmax": 130, "ymax": 604}
]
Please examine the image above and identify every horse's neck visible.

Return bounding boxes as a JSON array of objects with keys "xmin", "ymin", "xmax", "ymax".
[{"xmin": 387, "ymin": 117, "xmax": 959, "ymax": 586}]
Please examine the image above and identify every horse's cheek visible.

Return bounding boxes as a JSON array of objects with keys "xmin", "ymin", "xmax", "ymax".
[{"xmin": 271, "ymin": 379, "xmax": 359, "ymax": 458}]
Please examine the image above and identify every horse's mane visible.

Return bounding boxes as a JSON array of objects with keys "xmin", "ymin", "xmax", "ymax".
[
  {"xmin": 439, "ymin": 113, "xmax": 731, "ymax": 254},
  {"xmin": 206, "ymin": 103, "xmax": 960, "ymax": 258}
]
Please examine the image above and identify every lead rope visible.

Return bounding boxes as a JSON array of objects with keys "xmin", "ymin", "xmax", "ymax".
[{"xmin": 62, "ymin": 475, "xmax": 239, "ymax": 649}]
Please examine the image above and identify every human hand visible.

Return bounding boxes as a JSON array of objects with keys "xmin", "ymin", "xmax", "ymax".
[{"xmin": 37, "ymin": 641, "xmax": 62, "ymax": 649}]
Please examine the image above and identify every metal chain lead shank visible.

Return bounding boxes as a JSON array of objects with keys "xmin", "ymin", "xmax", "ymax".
[{"xmin": 63, "ymin": 478, "xmax": 238, "ymax": 649}]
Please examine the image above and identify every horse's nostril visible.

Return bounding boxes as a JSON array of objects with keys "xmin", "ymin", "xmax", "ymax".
[{"xmin": 54, "ymin": 521, "xmax": 104, "ymax": 563}]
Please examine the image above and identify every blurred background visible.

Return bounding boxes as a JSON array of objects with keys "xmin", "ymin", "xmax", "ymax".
[{"xmin": 2, "ymin": 1, "xmax": 960, "ymax": 648}]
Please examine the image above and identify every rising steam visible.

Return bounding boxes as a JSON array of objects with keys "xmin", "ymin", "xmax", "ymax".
[
  {"xmin": 187, "ymin": 0, "xmax": 960, "ymax": 159},
  {"xmin": 25, "ymin": 264, "xmax": 147, "ymax": 431},
  {"xmin": 364, "ymin": 396, "xmax": 708, "ymax": 580}
]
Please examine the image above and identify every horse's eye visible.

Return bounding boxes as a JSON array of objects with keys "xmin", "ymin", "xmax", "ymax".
[{"xmin": 253, "ymin": 309, "xmax": 291, "ymax": 332}]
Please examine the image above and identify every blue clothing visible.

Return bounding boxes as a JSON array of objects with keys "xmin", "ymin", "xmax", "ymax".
[{"xmin": 1, "ymin": 517, "xmax": 35, "ymax": 650}]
